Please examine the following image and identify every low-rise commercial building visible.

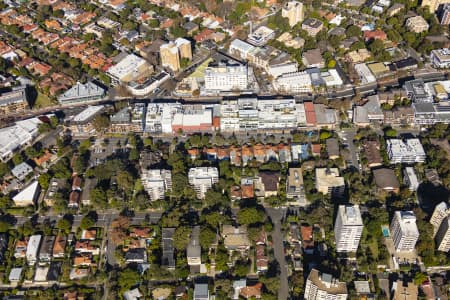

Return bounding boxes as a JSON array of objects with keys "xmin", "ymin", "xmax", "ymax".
[
  {"xmin": 57, "ymin": 81, "xmax": 105, "ymax": 105},
  {"xmin": 302, "ymin": 18, "xmax": 324, "ymax": 37},
  {"xmin": 406, "ymin": 16, "xmax": 429, "ymax": 33},
  {"xmin": 273, "ymin": 72, "xmax": 312, "ymax": 93},
  {"xmin": 0, "ymin": 87, "xmax": 28, "ymax": 114}
]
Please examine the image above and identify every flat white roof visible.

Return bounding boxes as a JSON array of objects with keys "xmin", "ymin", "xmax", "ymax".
[
  {"xmin": 13, "ymin": 180, "xmax": 39, "ymax": 202},
  {"xmin": 107, "ymin": 54, "xmax": 147, "ymax": 80},
  {"xmin": 72, "ymin": 105, "xmax": 104, "ymax": 123}
]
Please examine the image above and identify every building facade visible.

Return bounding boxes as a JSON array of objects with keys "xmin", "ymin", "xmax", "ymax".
[
  {"xmin": 282, "ymin": 1, "xmax": 304, "ymax": 27},
  {"xmin": 141, "ymin": 169, "xmax": 172, "ymax": 201},
  {"xmin": 390, "ymin": 211, "xmax": 419, "ymax": 252},
  {"xmin": 188, "ymin": 167, "xmax": 219, "ymax": 199},
  {"xmin": 304, "ymin": 269, "xmax": 348, "ymax": 300},
  {"xmin": 334, "ymin": 205, "xmax": 363, "ymax": 253}
]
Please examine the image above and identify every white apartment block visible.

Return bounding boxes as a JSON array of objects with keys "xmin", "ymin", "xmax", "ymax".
[
  {"xmin": 334, "ymin": 205, "xmax": 363, "ymax": 253},
  {"xmin": 390, "ymin": 211, "xmax": 419, "ymax": 252},
  {"xmin": 273, "ymin": 72, "xmax": 313, "ymax": 94},
  {"xmin": 204, "ymin": 63, "xmax": 249, "ymax": 91},
  {"xmin": 430, "ymin": 48, "xmax": 450, "ymax": 69},
  {"xmin": 435, "ymin": 216, "xmax": 450, "ymax": 252},
  {"xmin": 219, "ymin": 97, "xmax": 306, "ymax": 132},
  {"xmin": 188, "ymin": 167, "xmax": 219, "ymax": 199},
  {"xmin": 282, "ymin": 1, "xmax": 304, "ymax": 27},
  {"xmin": 386, "ymin": 139, "xmax": 426, "ymax": 164},
  {"xmin": 304, "ymin": 269, "xmax": 348, "ymax": 300},
  {"xmin": 430, "ymin": 201, "xmax": 450, "ymax": 236},
  {"xmin": 141, "ymin": 169, "xmax": 172, "ymax": 201}
]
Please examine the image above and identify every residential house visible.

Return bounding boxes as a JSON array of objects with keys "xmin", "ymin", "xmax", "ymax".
[
  {"xmin": 162, "ymin": 228, "xmax": 175, "ymax": 269},
  {"xmin": 52, "ymin": 234, "xmax": 67, "ymax": 258},
  {"xmin": 240, "ymin": 283, "xmax": 263, "ymax": 299},
  {"xmin": 80, "ymin": 229, "xmax": 96, "ymax": 241},
  {"xmin": 73, "ymin": 254, "xmax": 94, "ymax": 267},
  {"xmin": 302, "ymin": 49, "xmax": 325, "ymax": 68},
  {"xmin": 125, "ymin": 248, "xmax": 147, "ymax": 263},
  {"xmin": 301, "ymin": 225, "xmax": 315, "ymax": 254},
  {"xmin": 75, "ymin": 241, "xmax": 100, "ymax": 255},
  {"xmin": 255, "ymin": 172, "xmax": 280, "ymax": 198},
  {"xmin": 187, "ymin": 226, "xmax": 201, "ymax": 272},
  {"xmin": 361, "ymin": 140, "xmax": 383, "ymax": 168},
  {"xmin": 326, "ymin": 138, "xmax": 340, "ymax": 159},
  {"xmin": 39, "ymin": 235, "xmax": 55, "ymax": 263}
]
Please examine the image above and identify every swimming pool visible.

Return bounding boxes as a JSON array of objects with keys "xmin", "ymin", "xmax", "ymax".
[{"xmin": 382, "ymin": 226, "xmax": 390, "ymax": 237}]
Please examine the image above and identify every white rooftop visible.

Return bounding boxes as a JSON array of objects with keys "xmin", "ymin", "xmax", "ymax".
[
  {"xmin": 13, "ymin": 180, "xmax": 39, "ymax": 202},
  {"xmin": 396, "ymin": 211, "xmax": 419, "ymax": 237},
  {"xmin": 339, "ymin": 205, "xmax": 363, "ymax": 226},
  {"xmin": 72, "ymin": 105, "xmax": 104, "ymax": 123},
  {"xmin": 107, "ymin": 54, "xmax": 147, "ymax": 81}
]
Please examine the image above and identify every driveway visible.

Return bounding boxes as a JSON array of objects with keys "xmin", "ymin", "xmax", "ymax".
[{"xmin": 266, "ymin": 208, "xmax": 289, "ymax": 300}]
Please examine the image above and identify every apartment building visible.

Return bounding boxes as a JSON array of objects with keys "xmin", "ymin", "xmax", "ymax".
[
  {"xmin": 106, "ymin": 54, "xmax": 150, "ymax": 85},
  {"xmin": 282, "ymin": 1, "xmax": 304, "ymax": 27},
  {"xmin": 188, "ymin": 167, "xmax": 219, "ymax": 199},
  {"xmin": 406, "ymin": 16, "xmax": 429, "ymax": 33},
  {"xmin": 141, "ymin": 169, "xmax": 172, "ymax": 201},
  {"xmin": 315, "ymin": 168, "xmax": 345, "ymax": 197},
  {"xmin": 0, "ymin": 88, "xmax": 28, "ymax": 114},
  {"xmin": 438, "ymin": 3, "xmax": 450, "ymax": 25},
  {"xmin": 435, "ymin": 216, "xmax": 450, "ymax": 252},
  {"xmin": 430, "ymin": 48, "xmax": 450, "ymax": 68},
  {"xmin": 386, "ymin": 139, "xmax": 426, "ymax": 164},
  {"xmin": 301, "ymin": 18, "xmax": 324, "ymax": 37},
  {"xmin": 304, "ymin": 269, "xmax": 348, "ymax": 300},
  {"xmin": 273, "ymin": 72, "xmax": 313, "ymax": 93},
  {"xmin": 334, "ymin": 205, "xmax": 363, "ymax": 253},
  {"xmin": 160, "ymin": 38, "xmax": 192, "ymax": 72},
  {"xmin": 430, "ymin": 202, "xmax": 450, "ymax": 236},
  {"xmin": 390, "ymin": 211, "xmax": 419, "ymax": 252},
  {"xmin": 403, "ymin": 167, "xmax": 420, "ymax": 192},
  {"xmin": 204, "ymin": 62, "xmax": 249, "ymax": 91},
  {"xmin": 421, "ymin": 0, "xmax": 446, "ymax": 12},
  {"xmin": 26, "ymin": 235, "xmax": 42, "ymax": 265}
]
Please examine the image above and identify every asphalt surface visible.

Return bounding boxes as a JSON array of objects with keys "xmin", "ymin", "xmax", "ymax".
[{"xmin": 266, "ymin": 208, "xmax": 289, "ymax": 300}]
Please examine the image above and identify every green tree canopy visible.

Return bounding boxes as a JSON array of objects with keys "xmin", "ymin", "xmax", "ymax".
[{"xmin": 237, "ymin": 208, "xmax": 265, "ymax": 226}]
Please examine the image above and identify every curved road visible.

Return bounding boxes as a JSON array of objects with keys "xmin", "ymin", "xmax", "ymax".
[{"xmin": 266, "ymin": 208, "xmax": 289, "ymax": 300}]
